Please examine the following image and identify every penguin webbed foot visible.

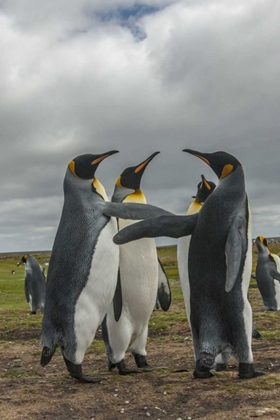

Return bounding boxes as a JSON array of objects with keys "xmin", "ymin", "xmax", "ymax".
[
  {"xmin": 238, "ymin": 363, "xmax": 266, "ymax": 379},
  {"xmin": 252, "ymin": 328, "xmax": 262, "ymax": 339},
  {"xmin": 193, "ymin": 360, "xmax": 213, "ymax": 379},
  {"xmin": 108, "ymin": 360, "xmax": 116, "ymax": 371},
  {"xmin": 63, "ymin": 356, "xmax": 101, "ymax": 383},
  {"xmin": 215, "ymin": 363, "xmax": 228, "ymax": 372},
  {"xmin": 116, "ymin": 359, "xmax": 140, "ymax": 375},
  {"xmin": 133, "ymin": 354, "xmax": 151, "ymax": 369}
]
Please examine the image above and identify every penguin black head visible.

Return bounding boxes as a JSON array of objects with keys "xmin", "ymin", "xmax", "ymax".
[
  {"xmin": 116, "ymin": 152, "xmax": 160, "ymax": 190},
  {"xmin": 257, "ymin": 236, "xmax": 268, "ymax": 248},
  {"xmin": 183, "ymin": 149, "xmax": 241, "ymax": 180},
  {"xmin": 17, "ymin": 254, "xmax": 29, "ymax": 266},
  {"xmin": 68, "ymin": 150, "xmax": 119, "ymax": 180},
  {"xmin": 193, "ymin": 175, "xmax": 216, "ymax": 203}
]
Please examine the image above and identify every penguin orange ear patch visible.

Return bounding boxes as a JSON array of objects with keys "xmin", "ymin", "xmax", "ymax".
[
  {"xmin": 220, "ymin": 164, "xmax": 234, "ymax": 179},
  {"xmin": 68, "ymin": 161, "xmax": 76, "ymax": 176}
]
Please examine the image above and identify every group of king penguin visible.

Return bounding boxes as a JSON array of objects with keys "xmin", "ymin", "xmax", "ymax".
[{"xmin": 36, "ymin": 147, "xmax": 275, "ymax": 383}]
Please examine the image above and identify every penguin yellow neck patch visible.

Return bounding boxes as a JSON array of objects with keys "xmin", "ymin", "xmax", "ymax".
[
  {"xmin": 115, "ymin": 176, "xmax": 122, "ymax": 187},
  {"xmin": 188, "ymin": 200, "xmax": 202, "ymax": 215},
  {"xmin": 123, "ymin": 189, "xmax": 147, "ymax": 203},
  {"xmin": 93, "ymin": 178, "xmax": 108, "ymax": 200},
  {"xmin": 220, "ymin": 164, "xmax": 234, "ymax": 179}
]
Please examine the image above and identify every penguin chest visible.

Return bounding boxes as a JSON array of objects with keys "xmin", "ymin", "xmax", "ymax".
[
  {"xmin": 119, "ymin": 219, "xmax": 158, "ymax": 320},
  {"xmin": 74, "ymin": 218, "xmax": 119, "ymax": 343}
]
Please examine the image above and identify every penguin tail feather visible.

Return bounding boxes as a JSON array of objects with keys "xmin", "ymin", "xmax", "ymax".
[{"xmin": 40, "ymin": 345, "xmax": 57, "ymax": 367}]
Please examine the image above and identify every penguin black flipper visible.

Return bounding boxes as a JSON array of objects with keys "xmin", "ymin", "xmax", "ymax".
[
  {"xmin": 225, "ymin": 215, "xmax": 247, "ymax": 292},
  {"xmin": 157, "ymin": 258, "xmax": 171, "ymax": 311},
  {"xmin": 269, "ymin": 267, "xmax": 280, "ymax": 281},
  {"xmin": 113, "ymin": 268, "xmax": 123, "ymax": 322},
  {"xmin": 95, "ymin": 201, "xmax": 173, "ymax": 220},
  {"xmin": 114, "ymin": 214, "xmax": 198, "ymax": 245}
]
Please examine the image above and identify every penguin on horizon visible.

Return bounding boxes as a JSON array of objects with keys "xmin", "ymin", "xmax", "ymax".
[
  {"xmin": 40, "ymin": 151, "xmax": 119, "ymax": 383},
  {"xmin": 102, "ymin": 152, "xmax": 171, "ymax": 375},
  {"xmin": 18, "ymin": 254, "xmax": 46, "ymax": 314},
  {"xmin": 255, "ymin": 235, "xmax": 280, "ymax": 311},
  {"xmin": 109, "ymin": 149, "xmax": 265, "ymax": 380}
]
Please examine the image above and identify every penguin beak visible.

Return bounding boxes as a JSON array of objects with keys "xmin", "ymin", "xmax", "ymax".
[
  {"xmin": 183, "ymin": 149, "xmax": 210, "ymax": 165},
  {"xmin": 91, "ymin": 150, "xmax": 119, "ymax": 166},
  {"xmin": 201, "ymin": 174, "xmax": 212, "ymax": 190},
  {"xmin": 134, "ymin": 151, "xmax": 160, "ymax": 174}
]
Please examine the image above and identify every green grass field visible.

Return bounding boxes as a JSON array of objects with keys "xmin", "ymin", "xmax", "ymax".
[{"xmin": 1, "ymin": 245, "xmax": 280, "ymax": 419}]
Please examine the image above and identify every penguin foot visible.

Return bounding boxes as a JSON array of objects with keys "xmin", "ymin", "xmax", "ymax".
[
  {"xmin": 252, "ymin": 328, "xmax": 262, "ymax": 339},
  {"xmin": 30, "ymin": 311, "xmax": 37, "ymax": 315},
  {"xmin": 215, "ymin": 363, "xmax": 227, "ymax": 372},
  {"xmin": 238, "ymin": 363, "xmax": 266, "ymax": 379},
  {"xmin": 133, "ymin": 354, "xmax": 151, "ymax": 369},
  {"xmin": 108, "ymin": 360, "xmax": 116, "ymax": 371},
  {"xmin": 63, "ymin": 357, "xmax": 101, "ymax": 383},
  {"xmin": 116, "ymin": 360, "xmax": 140, "ymax": 375},
  {"xmin": 193, "ymin": 360, "xmax": 213, "ymax": 379}
]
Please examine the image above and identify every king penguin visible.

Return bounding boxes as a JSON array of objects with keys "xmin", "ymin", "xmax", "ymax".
[
  {"xmin": 177, "ymin": 174, "xmax": 216, "ymax": 327},
  {"xmin": 112, "ymin": 149, "xmax": 265, "ymax": 380},
  {"xmin": 18, "ymin": 254, "xmax": 46, "ymax": 314},
  {"xmin": 40, "ymin": 151, "xmax": 119, "ymax": 383},
  {"xmin": 102, "ymin": 152, "xmax": 171, "ymax": 375},
  {"xmin": 255, "ymin": 236, "xmax": 280, "ymax": 310}
]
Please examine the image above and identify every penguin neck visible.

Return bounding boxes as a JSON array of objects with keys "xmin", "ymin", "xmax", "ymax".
[
  {"xmin": 123, "ymin": 189, "xmax": 147, "ymax": 203},
  {"xmin": 187, "ymin": 199, "xmax": 202, "ymax": 215},
  {"xmin": 93, "ymin": 177, "xmax": 108, "ymax": 201},
  {"xmin": 257, "ymin": 243, "xmax": 270, "ymax": 257},
  {"xmin": 63, "ymin": 169, "xmax": 105, "ymax": 202},
  {"xmin": 112, "ymin": 184, "xmax": 139, "ymax": 203},
  {"xmin": 218, "ymin": 165, "xmax": 245, "ymax": 191}
]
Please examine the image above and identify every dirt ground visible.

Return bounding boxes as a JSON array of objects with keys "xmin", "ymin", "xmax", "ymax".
[{"xmin": 1, "ymin": 304, "xmax": 280, "ymax": 420}]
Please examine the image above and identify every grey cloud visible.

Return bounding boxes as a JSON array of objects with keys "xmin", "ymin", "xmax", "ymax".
[{"xmin": 0, "ymin": 0, "xmax": 279, "ymax": 252}]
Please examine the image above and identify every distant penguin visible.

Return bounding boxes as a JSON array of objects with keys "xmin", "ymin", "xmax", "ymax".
[
  {"xmin": 112, "ymin": 149, "xmax": 265, "ymax": 380},
  {"xmin": 102, "ymin": 152, "xmax": 171, "ymax": 375},
  {"xmin": 255, "ymin": 236, "xmax": 280, "ymax": 310},
  {"xmin": 40, "ymin": 151, "xmax": 119, "ymax": 383},
  {"xmin": 18, "ymin": 254, "xmax": 46, "ymax": 314}
]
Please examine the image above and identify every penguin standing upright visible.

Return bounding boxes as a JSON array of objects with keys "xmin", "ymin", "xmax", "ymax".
[
  {"xmin": 112, "ymin": 149, "xmax": 265, "ymax": 380},
  {"xmin": 177, "ymin": 175, "xmax": 216, "ymax": 325},
  {"xmin": 18, "ymin": 254, "xmax": 46, "ymax": 314},
  {"xmin": 40, "ymin": 151, "xmax": 119, "ymax": 383},
  {"xmin": 102, "ymin": 152, "xmax": 171, "ymax": 375},
  {"xmin": 255, "ymin": 236, "xmax": 280, "ymax": 310}
]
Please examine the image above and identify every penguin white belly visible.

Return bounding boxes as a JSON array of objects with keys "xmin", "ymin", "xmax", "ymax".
[
  {"xmin": 272, "ymin": 254, "xmax": 280, "ymax": 309},
  {"xmin": 74, "ymin": 218, "xmax": 119, "ymax": 364},
  {"xmin": 240, "ymin": 211, "xmax": 253, "ymax": 362},
  {"xmin": 120, "ymin": 236, "xmax": 158, "ymax": 326},
  {"xmin": 29, "ymin": 294, "xmax": 33, "ymax": 311},
  {"xmin": 177, "ymin": 236, "xmax": 191, "ymax": 322}
]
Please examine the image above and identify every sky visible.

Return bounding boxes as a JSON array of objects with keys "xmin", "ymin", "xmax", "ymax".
[{"xmin": 0, "ymin": 0, "xmax": 280, "ymax": 253}]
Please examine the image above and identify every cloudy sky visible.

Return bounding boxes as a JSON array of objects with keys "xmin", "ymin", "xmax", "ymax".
[{"xmin": 1, "ymin": 0, "xmax": 280, "ymax": 253}]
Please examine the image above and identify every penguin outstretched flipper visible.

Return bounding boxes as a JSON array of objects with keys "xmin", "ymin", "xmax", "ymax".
[
  {"xmin": 157, "ymin": 258, "xmax": 171, "ymax": 311},
  {"xmin": 113, "ymin": 269, "xmax": 123, "ymax": 322},
  {"xmin": 95, "ymin": 201, "xmax": 173, "ymax": 220},
  {"xmin": 114, "ymin": 214, "xmax": 198, "ymax": 245},
  {"xmin": 225, "ymin": 215, "xmax": 247, "ymax": 292}
]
